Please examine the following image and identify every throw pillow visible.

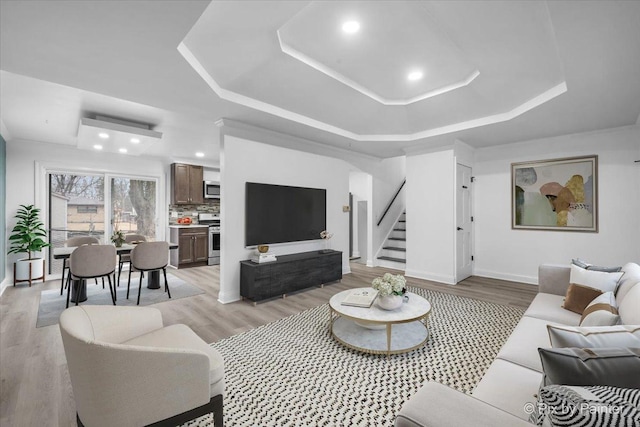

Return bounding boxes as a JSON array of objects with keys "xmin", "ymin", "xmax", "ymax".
[
  {"xmin": 547, "ymin": 325, "xmax": 640, "ymax": 348},
  {"xmin": 562, "ymin": 283, "xmax": 602, "ymax": 314},
  {"xmin": 538, "ymin": 347, "xmax": 640, "ymax": 388},
  {"xmin": 530, "ymin": 385, "xmax": 640, "ymax": 426},
  {"xmin": 580, "ymin": 292, "xmax": 619, "ymax": 326},
  {"xmin": 570, "ymin": 264, "xmax": 623, "ymax": 293}
]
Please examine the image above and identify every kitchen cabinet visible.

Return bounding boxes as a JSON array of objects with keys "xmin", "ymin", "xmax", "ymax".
[
  {"xmin": 170, "ymin": 226, "xmax": 208, "ymax": 268},
  {"xmin": 171, "ymin": 163, "xmax": 203, "ymax": 205}
]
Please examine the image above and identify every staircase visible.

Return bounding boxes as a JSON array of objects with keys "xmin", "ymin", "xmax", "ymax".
[{"xmin": 376, "ymin": 212, "xmax": 406, "ymax": 270}]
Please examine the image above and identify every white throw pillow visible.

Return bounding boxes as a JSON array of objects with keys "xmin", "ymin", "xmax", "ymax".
[
  {"xmin": 570, "ymin": 264, "xmax": 623, "ymax": 294},
  {"xmin": 580, "ymin": 292, "xmax": 619, "ymax": 326},
  {"xmin": 547, "ymin": 324, "xmax": 640, "ymax": 348}
]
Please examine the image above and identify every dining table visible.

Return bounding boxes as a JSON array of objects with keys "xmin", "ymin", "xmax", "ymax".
[{"xmin": 53, "ymin": 242, "xmax": 179, "ymax": 303}]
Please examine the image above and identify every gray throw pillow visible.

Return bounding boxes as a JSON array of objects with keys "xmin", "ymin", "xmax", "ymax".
[
  {"xmin": 547, "ymin": 325, "xmax": 640, "ymax": 348},
  {"xmin": 571, "ymin": 258, "xmax": 622, "ymax": 272},
  {"xmin": 538, "ymin": 347, "xmax": 640, "ymax": 388}
]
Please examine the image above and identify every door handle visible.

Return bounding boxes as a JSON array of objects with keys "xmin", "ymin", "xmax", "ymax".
[{"xmin": 457, "ymin": 227, "xmax": 463, "ymax": 231}]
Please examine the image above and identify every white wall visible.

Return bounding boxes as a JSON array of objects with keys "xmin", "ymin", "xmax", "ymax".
[
  {"xmin": 219, "ymin": 135, "xmax": 352, "ymax": 304},
  {"xmin": 349, "ymin": 171, "xmax": 372, "ymax": 262},
  {"xmin": 405, "ymin": 148, "xmax": 456, "ymax": 284},
  {"xmin": 3, "ymin": 139, "xmax": 168, "ymax": 283},
  {"xmin": 474, "ymin": 125, "xmax": 640, "ymax": 284}
]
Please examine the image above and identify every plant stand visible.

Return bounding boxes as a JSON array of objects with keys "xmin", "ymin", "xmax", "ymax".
[{"xmin": 13, "ymin": 259, "xmax": 46, "ymax": 287}]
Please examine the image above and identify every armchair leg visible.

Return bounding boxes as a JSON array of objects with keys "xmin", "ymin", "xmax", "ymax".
[
  {"xmin": 146, "ymin": 395, "xmax": 223, "ymax": 427},
  {"xmin": 117, "ymin": 258, "xmax": 123, "ymax": 286},
  {"xmin": 76, "ymin": 413, "xmax": 85, "ymax": 427},
  {"xmin": 107, "ymin": 274, "xmax": 116, "ymax": 305},
  {"xmin": 127, "ymin": 268, "xmax": 132, "ymax": 299},
  {"xmin": 65, "ymin": 273, "xmax": 72, "ymax": 309},
  {"xmin": 212, "ymin": 394, "xmax": 224, "ymax": 427}
]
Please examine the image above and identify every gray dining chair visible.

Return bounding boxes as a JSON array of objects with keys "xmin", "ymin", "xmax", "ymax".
[
  {"xmin": 65, "ymin": 244, "xmax": 117, "ymax": 309},
  {"xmin": 60, "ymin": 236, "xmax": 100, "ymax": 295},
  {"xmin": 116, "ymin": 234, "xmax": 146, "ymax": 286},
  {"xmin": 127, "ymin": 241, "xmax": 171, "ymax": 305}
]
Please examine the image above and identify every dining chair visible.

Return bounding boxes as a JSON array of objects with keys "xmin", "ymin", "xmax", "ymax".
[
  {"xmin": 116, "ymin": 233, "xmax": 146, "ymax": 286},
  {"xmin": 59, "ymin": 236, "xmax": 100, "ymax": 296},
  {"xmin": 65, "ymin": 245, "xmax": 117, "ymax": 309},
  {"xmin": 127, "ymin": 241, "xmax": 171, "ymax": 305}
]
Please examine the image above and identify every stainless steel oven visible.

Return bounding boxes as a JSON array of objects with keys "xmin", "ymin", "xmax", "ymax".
[{"xmin": 198, "ymin": 213, "xmax": 220, "ymax": 265}]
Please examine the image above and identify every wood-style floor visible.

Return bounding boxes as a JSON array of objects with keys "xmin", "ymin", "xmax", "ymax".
[{"xmin": 0, "ymin": 262, "xmax": 536, "ymax": 426}]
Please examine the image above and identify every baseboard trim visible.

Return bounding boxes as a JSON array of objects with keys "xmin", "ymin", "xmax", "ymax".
[
  {"xmin": 218, "ymin": 291, "xmax": 242, "ymax": 305},
  {"xmin": 473, "ymin": 269, "xmax": 538, "ymax": 285},
  {"xmin": 405, "ymin": 269, "xmax": 455, "ymax": 285}
]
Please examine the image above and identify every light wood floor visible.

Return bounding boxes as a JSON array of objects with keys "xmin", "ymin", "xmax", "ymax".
[{"xmin": 0, "ymin": 262, "xmax": 536, "ymax": 426}]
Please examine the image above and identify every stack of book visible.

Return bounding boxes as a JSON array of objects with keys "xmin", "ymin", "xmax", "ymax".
[
  {"xmin": 341, "ymin": 289, "xmax": 378, "ymax": 308},
  {"xmin": 251, "ymin": 252, "xmax": 277, "ymax": 264}
]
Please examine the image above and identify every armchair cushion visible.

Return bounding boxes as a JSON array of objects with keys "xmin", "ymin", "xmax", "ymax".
[{"xmin": 123, "ymin": 323, "xmax": 225, "ymax": 397}]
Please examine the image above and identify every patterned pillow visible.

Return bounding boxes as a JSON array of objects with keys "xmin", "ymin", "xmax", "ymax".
[
  {"xmin": 530, "ymin": 385, "xmax": 640, "ymax": 426},
  {"xmin": 580, "ymin": 292, "xmax": 620, "ymax": 326}
]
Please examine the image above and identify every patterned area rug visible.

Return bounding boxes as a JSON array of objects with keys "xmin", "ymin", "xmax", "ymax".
[
  {"xmin": 36, "ymin": 273, "xmax": 204, "ymax": 327},
  {"xmin": 190, "ymin": 287, "xmax": 525, "ymax": 427}
]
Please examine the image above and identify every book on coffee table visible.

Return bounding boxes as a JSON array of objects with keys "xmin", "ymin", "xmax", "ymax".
[{"xmin": 341, "ymin": 289, "xmax": 378, "ymax": 308}]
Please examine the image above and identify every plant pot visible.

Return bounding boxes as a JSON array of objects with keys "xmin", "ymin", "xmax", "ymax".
[
  {"xmin": 377, "ymin": 294, "xmax": 403, "ymax": 310},
  {"xmin": 14, "ymin": 258, "xmax": 46, "ymax": 286}
]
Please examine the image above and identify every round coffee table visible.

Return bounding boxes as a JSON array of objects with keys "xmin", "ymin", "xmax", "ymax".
[{"xmin": 329, "ymin": 287, "xmax": 432, "ymax": 357}]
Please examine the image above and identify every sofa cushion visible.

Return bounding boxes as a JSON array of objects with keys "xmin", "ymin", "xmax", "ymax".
[
  {"xmin": 496, "ymin": 316, "xmax": 564, "ymax": 372},
  {"xmin": 547, "ymin": 324, "xmax": 640, "ymax": 348},
  {"xmin": 570, "ymin": 264, "xmax": 623, "ymax": 293},
  {"xmin": 531, "ymin": 385, "xmax": 640, "ymax": 427},
  {"xmin": 616, "ymin": 262, "xmax": 640, "ymax": 306},
  {"xmin": 539, "ymin": 347, "xmax": 640, "ymax": 388},
  {"xmin": 618, "ymin": 280, "xmax": 640, "ymax": 324},
  {"xmin": 563, "ymin": 283, "xmax": 603, "ymax": 314},
  {"xmin": 123, "ymin": 323, "xmax": 225, "ymax": 396},
  {"xmin": 472, "ymin": 359, "xmax": 543, "ymax": 421},
  {"xmin": 524, "ymin": 293, "xmax": 581, "ymax": 325}
]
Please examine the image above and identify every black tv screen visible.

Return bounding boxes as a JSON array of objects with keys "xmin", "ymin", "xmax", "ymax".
[{"xmin": 245, "ymin": 182, "xmax": 326, "ymax": 246}]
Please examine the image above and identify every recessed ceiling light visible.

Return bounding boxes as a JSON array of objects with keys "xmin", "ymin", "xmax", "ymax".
[
  {"xmin": 93, "ymin": 144, "xmax": 103, "ymax": 150},
  {"xmin": 408, "ymin": 71, "xmax": 424, "ymax": 81},
  {"xmin": 98, "ymin": 132, "xmax": 109, "ymax": 139},
  {"xmin": 195, "ymin": 152, "xmax": 205, "ymax": 158},
  {"xmin": 342, "ymin": 21, "xmax": 360, "ymax": 34},
  {"xmin": 130, "ymin": 138, "xmax": 140, "ymax": 144},
  {"xmin": 119, "ymin": 148, "xmax": 128, "ymax": 154}
]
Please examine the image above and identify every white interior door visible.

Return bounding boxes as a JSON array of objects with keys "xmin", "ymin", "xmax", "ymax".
[{"xmin": 456, "ymin": 164, "xmax": 473, "ymax": 282}]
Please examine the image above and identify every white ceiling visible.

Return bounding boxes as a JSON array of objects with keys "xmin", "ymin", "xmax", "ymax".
[{"xmin": 1, "ymin": 0, "xmax": 639, "ymax": 161}]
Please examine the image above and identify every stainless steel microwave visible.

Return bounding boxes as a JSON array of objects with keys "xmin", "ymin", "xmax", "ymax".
[{"xmin": 204, "ymin": 181, "xmax": 220, "ymax": 199}]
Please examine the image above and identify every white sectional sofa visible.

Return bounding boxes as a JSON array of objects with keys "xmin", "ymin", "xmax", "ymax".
[{"xmin": 396, "ymin": 262, "xmax": 640, "ymax": 427}]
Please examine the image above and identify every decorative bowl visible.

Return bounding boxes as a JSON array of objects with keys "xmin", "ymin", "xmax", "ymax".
[{"xmin": 257, "ymin": 245, "xmax": 269, "ymax": 253}]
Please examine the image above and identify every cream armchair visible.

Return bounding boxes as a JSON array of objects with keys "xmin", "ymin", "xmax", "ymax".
[{"xmin": 59, "ymin": 305, "xmax": 224, "ymax": 427}]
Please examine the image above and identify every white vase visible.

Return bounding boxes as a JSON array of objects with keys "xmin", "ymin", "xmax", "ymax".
[{"xmin": 377, "ymin": 294, "xmax": 403, "ymax": 310}]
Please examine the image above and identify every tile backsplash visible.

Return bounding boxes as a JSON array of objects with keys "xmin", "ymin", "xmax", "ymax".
[{"xmin": 168, "ymin": 201, "xmax": 219, "ymax": 225}]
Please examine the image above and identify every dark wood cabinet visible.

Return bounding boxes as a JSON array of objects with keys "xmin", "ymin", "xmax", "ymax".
[
  {"xmin": 240, "ymin": 250, "xmax": 342, "ymax": 303},
  {"xmin": 171, "ymin": 163, "xmax": 203, "ymax": 205},
  {"xmin": 170, "ymin": 227, "xmax": 208, "ymax": 268}
]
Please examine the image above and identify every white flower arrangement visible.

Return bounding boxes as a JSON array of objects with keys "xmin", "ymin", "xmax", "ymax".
[
  {"xmin": 372, "ymin": 273, "xmax": 407, "ymax": 296},
  {"xmin": 320, "ymin": 230, "xmax": 333, "ymax": 240}
]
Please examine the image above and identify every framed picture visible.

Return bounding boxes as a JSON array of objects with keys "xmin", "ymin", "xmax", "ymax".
[{"xmin": 511, "ymin": 155, "xmax": 598, "ymax": 232}]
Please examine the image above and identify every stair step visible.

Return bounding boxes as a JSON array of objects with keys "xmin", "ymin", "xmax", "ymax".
[
  {"xmin": 388, "ymin": 237, "xmax": 406, "ymax": 241},
  {"xmin": 383, "ymin": 246, "xmax": 406, "ymax": 252},
  {"xmin": 398, "ymin": 220, "xmax": 406, "ymax": 223},
  {"xmin": 393, "ymin": 228, "xmax": 405, "ymax": 231},
  {"xmin": 377, "ymin": 256, "xmax": 406, "ymax": 263}
]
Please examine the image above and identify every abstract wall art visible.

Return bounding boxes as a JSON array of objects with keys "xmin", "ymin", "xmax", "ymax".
[{"xmin": 511, "ymin": 155, "xmax": 598, "ymax": 232}]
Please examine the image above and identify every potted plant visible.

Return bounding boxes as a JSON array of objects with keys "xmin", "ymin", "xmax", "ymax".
[
  {"xmin": 8, "ymin": 204, "xmax": 51, "ymax": 285},
  {"xmin": 111, "ymin": 229, "xmax": 125, "ymax": 247},
  {"xmin": 372, "ymin": 273, "xmax": 407, "ymax": 310}
]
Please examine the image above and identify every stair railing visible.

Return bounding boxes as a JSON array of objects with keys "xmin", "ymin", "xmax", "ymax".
[{"xmin": 377, "ymin": 178, "xmax": 406, "ymax": 227}]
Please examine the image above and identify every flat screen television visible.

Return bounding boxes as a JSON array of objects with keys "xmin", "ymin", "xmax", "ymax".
[{"xmin": 245, "ymin": 182, "xmax": 326, "ymax": 247}]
